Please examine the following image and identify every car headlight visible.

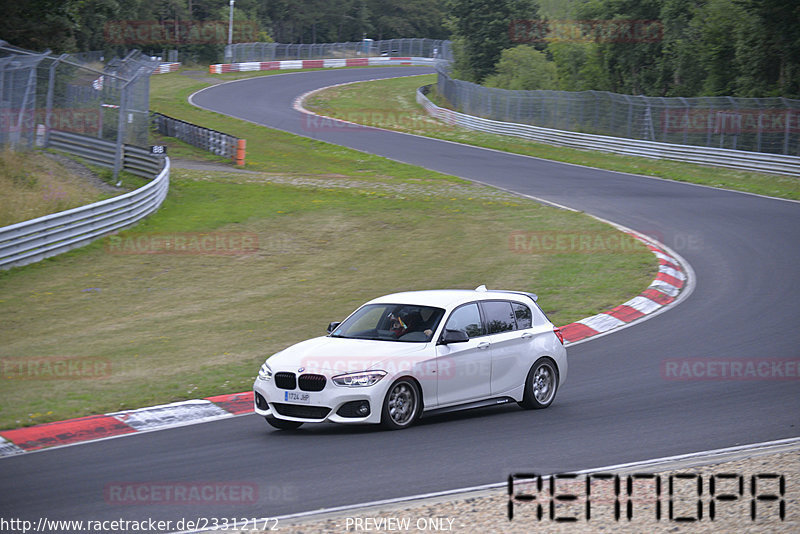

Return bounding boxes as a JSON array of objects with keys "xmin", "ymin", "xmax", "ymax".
[
  {"xmin": 332, "ymin": 370, "xmax": 387, "ymax": 387},
  {"xmin": 258, "ymin": 362, "xmax": 273, "ymax": 381}
]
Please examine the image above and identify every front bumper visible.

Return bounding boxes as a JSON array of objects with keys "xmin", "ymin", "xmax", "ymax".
[{"xmin": 253, "ymin": 374, "xmax": 389, "ymax": 425}]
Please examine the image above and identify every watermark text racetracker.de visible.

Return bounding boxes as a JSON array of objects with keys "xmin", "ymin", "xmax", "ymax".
[
  {"xmin": 0, "ymin": 517, "xmax": 278, "ymax": 533},
  {"xmin": 661, "ymin": 358, "xmax": 800, "ymax": 381},
  {"xmin": 509, "ymin": 229, "xmax": 704, "ymax": 254},
  {"xmin": 1, "ymin": 357, "xmax": 111, "ymax": 381},
  {"xmin": 0, "ymin": 108, "xmax": 101, "ymax": 135},
  {"xmin": 662, "ymin": 108, "xmax": 800, "ymax": 133},
  {"xmin": 509, "ymin": 231, "xmax": 643, "ymax": 254},
  {"xmin": 104, "ymin": 481, "xmax": 257, "ymax": 506},
  {"xmin": 103, "ymin": 480, "xmax": 297, "ymax": 506},
  {"xmin": 302, "ymin": 111, "xmax": 457, "ymax": 133},
  {"xmin": 105, "ymin": 232, "xmax": 259, "ymax": 256},
  {"xmin": 301, "ymin": 356, "xmax": 464, "ymax": 380}
]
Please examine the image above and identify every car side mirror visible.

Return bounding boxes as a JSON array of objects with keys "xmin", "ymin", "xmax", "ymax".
[
  {"xmin": 440, "ymin": 329, "xmax": 469, "ymax": 345},
  {"xmin": 327, "ymin": 321, "xmax": 341, "ymax": 334}
]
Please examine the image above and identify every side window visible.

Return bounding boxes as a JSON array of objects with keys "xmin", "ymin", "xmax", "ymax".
[
  {"xmin": 444, "ymin": 303, "xmax": 484, "ymax": 338},
  {"xmin": 512, "ymin": 302, "xmax": 532, "ymax": 329},
  {"xmin": 482, "ymin": 301, "xmax": 516, "ymax": 334}
]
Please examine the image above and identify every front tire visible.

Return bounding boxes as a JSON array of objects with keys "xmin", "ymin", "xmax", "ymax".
[
  {"xmin": 519, "ymin": 357, "xmax": 558, "ymax": 409},
  {"xmin": 381, "ymin": 378, "xmax": 421, "ymax": 430},
  {"xmin": 265, "ymin": 415, "xmax": 304, "ymax": 430}
]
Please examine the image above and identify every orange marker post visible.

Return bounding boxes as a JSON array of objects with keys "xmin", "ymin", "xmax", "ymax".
[{"xmin": 235, "ymin": 139, "xmax": 246, "ymax": 166}]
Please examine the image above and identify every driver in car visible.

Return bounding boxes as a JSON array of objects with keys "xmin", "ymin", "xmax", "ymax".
[{"xmin": 390, "ymin": 312, "xmax": 433, "ymax": 340}]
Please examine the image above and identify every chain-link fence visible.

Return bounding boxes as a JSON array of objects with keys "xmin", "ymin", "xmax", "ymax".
[
  {"xmin": 225, "ymin": 38, "xmax": 452, "ymax": 63},
  {"xmin": 436, "ymin": 64, "xmax": 800, "ymax": 156},
  {"xmin": 0, "ymin": 41, "xmax": 160, "ymax": 175},
  {"xmin": 0, "ymin": 48, "xmax": 48, "ymax": 148}
]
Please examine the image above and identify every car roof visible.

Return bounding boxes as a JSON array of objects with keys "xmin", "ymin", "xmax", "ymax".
[{"xmin": 367, "ymin": 286, "xmax": 538, "ymax": 309}]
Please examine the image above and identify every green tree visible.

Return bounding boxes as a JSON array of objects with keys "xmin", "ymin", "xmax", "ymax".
[
  {"xmin": 655, "ymin": 0, "xmax": 705, "ymax": 96},
  {"xmin": 548, "ymin": 41, "xmax": 610, "ymax": 91},
  {"xmin": 565, "ymin": 0, "xmax": 799, "ymax": 98},
  {"xmin": 483, "ymin": 45, "xmax": 558, "ymax": 90},
  {"xmin": 575, "ymin": 0, "xmax": 664, "ymax": 95},
  {"xmin": 368, "ymin": 0, "xmax": 447, "ymax": 40},
  {"xmin": 689, "ymin": 0, "xmax": 745, "ymax": 96},
  {"xmin": 733, "ymin": 0, "xmax": 800, "ymax": 97},
  {"xmin": 1, "ymin": 0, "xmax": 79, "ymax": 52},
  {"xmin": 445, "ymin": 0, "xmax": 538, "ymax": 83}
]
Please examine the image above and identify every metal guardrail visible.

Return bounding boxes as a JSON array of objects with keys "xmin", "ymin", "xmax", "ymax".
[
  {"xmin": 48, "ymin": 130, "xmax": 162, "ymax": 178},
  {"xmin": 417, "ymin": 86, "xmax": 800, "ymax": 177},
  {"xmin": 123, "ymin": 144, "xmax": 164, "ymax": 178},
  {"xmin": 48, "ymin": 130, "xmax": 116, "ymax": 169},
  {"xmin": 0, "ymin": 156, "xmax": 170, "ymax": 270},
  {"xmin": 151, "ymin": 112, "xmax": 243, "ymax": 162}
]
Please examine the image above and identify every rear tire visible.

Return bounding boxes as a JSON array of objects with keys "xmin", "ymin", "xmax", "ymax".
[
  {"xmin": 381, "ymin": 378, "xmax": 421, "ymax": 430},
  {"xmin": 519, "ymin": 357, "xmax": 558, "ymax": 409},
  {"xmin": 265, "ymin": 415, "xmax": 304, "ymax": 430}
]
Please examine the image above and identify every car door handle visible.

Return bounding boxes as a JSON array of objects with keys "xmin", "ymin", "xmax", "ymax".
[
  {"xmin": 521, "ymin": 333, "xmax": 534, "ymax": 339},
  {"xmin": 478, "ymin": 342, "xmax": 490, "ymax": 349}
]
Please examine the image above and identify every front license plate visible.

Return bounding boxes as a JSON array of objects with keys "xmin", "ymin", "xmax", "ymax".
[{"xmin": 285, "ymin": 391, "xmax": 311, "ymax": 404}]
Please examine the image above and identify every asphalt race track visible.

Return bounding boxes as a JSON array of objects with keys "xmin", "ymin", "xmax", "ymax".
[{"xmin": 2, "ymin": 67, "xmax": 799, "ymax": 530}]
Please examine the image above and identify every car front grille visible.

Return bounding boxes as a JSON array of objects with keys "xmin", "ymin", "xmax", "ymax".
[
  {"xmin": 298, "ymin": 373, "xmax": 326, "ymax": 391},
  {"xmin": 274, "ymin": 372, "xmax": 326, "ymax": 391},
  {"xmin": 272, "ymin": 403, "xmax": 330, "ymax": 419},
  {"xmin": 274, "ymin": 372, "xmax": 296, "ymax": 390}
]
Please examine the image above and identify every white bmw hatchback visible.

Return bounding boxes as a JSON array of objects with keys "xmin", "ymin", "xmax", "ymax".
[{"xmin": 253, "ymin": 286, "xmax": 567, "ymax": 430}]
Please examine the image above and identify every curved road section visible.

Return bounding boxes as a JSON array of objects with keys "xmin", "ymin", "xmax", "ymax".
[{"xmin": 1, "ymin": 67, "xmax": 798, "ymax": 530}]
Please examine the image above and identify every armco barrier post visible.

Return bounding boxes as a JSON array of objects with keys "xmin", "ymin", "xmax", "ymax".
[{"xmin": 235, "ymin": 139, "xmax": 246, "ymax": 166}]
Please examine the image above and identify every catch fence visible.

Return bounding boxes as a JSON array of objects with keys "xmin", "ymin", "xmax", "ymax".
[
  {"xmin": 436, "ymin": 64, "xmax": 800, "ymax": 156},
  {"xmin": 0, "ymin": 41, "xmax": 160, "ymax": 175},
  {"xmin": 225, "ymin": 38, "xmax": 451, "ymax": 63}
]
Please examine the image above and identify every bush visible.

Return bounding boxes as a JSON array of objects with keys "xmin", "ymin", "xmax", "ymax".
[{"xmin": 483, "ymin": 45, "xmax": 558, "ymax": 90}]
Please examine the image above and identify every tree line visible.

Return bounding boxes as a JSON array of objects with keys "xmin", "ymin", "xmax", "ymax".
[
  {"xmin": 447, "ymin": 0, "xmax": 799, "ymax": 98},
  {"xmin": 2, "ymin": 0, "xmax": 796, "ymax": 98},
  {"xmin": 0, "ymin": 0, "xmax": 448, "ymax": 62}
]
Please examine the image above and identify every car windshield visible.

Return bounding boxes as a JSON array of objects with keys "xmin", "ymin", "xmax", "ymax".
[{"xmin": 330, "ymin": 303, "xmax": 445, "ymax": 342}]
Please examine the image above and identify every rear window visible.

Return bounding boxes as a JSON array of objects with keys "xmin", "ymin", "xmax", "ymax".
[
  {"xmin": 512, "ymin": 302, "xmax": 533, "ymax": 329},
  {"xmin": 481, "ymin": 301, "xmax": 517, "ymax": 334}
]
